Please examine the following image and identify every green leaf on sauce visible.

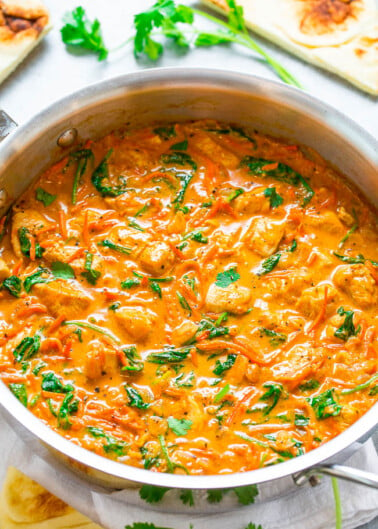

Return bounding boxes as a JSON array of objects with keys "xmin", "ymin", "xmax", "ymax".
[
  {"xmin": 41, "ymin": 372, "xmax": 74, "ymax": 394},
  {"xmin": 333, "ymin": 252, "xmax": 377, "ymax": 266},
  {"xmin": 226, "ymin": 188, "xmax": 244, "ymax": 203},
  {"xmin": 125, "ymin": 386, "xmax": 150, "ymax": 409},
  {"xmin": 91, "ymin": 149, "xmax": 125, "ymax": 197},
  {"xmin": 2, "ymin": 275, "xmax": 22, "ymax": 297},
  {"xmin": 259, "ymin": 382, "xmax": 283, "ymax": 415},
  {"xmin": 299, "ymin": 379, "xmax": 320, "ymax": 392},
  {"xmin": 264, "ymin": 187, "xmax": 283, "ymax": 208},
  {"xmin": 81, "ymin": 252, "xmax": 101, "ymax": 285},
  {"xmin": 171, "ymin": 139, "xmax": 188, "ymax": 151},
  {"xmin": 334, "ymin": 307, "xmax": 360, "ymax": 342},
  {"xmin": 87, "ymin": 426, "xmax": 127, "ymax": 456},
  {"xmin": 214, "ymin": 383, "xmax": 230, "ymax": 403},
  {"xmin": 18, "ymin": 227, "xmax": 44, "ymax": 259},
  {"xmin": 167, "ymin": 417, "xmax": 192, "ymax": 435},
  {"xmin": 154, "ymin": 126, "xmax": 176, "ymax": 140},
  {"xmin": 98, "ymin": 239, "xmax": 132, "ymax": 254},
  {"xmin": 147, "ymin": 347, "xmax": 191, "ymax": 364},
  {"xmin": 215, "ymin": 266, "xmax": 240, "ymax": 288},
  {"xmin": 121, "ymin": 277, "xmax": 141, "ymax": 289},
  {"xmin": 35, "ymin": 187, "xmax": 57, "ymax": 207},
  {"xmin": 213, "ymin": 354, "xmax": 236, "ymax": 376},
  {"xmin": 68, "ymin": 149, "xmax": 94, "ymax": 204},
  {"xmin": 58, "ymin": 392, "xmax": 80, "ymax": 430},
  {"xmin": 260, "ymin": 328, "xmax": 287, "ymax": 347},
  {"xmin": 13, "ymin": 334, "xmax": 41, "ymax": 362},
  {"xmin": 255, "ymin": 253, "xmax": 281, "ymax": 276},
  {"xmin": 51, "ymin": 261, "xmax": 75, "ymax": 280},
  {"xmin": 307, "ymin": 389, "xmax": 342, "ymax": 419},
  {"xmin": 9, "ymin": 383, "xmax": 27, "ymax": 407},
  {"xmin": 24, "ymin": 268, "xmax": 51, "ymax": 292},
  {"xmin": 341, "ymin": 373, "xmax": 378, "ymax": 396}
]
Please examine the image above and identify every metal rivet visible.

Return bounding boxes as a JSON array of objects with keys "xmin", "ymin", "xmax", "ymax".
[
  {"xmin": 0, "ymin": 189, "xmax": 7, "ymax": 208},
  {"xmin": 57, "ymin": 128, "xmax": 78, "ymax": 148},
  {"xmin": 309, "ymin": 475, "xmax": 321, "ymax": 487}
]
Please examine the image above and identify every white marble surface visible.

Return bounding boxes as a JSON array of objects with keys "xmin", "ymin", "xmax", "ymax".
[{"xmin": 0, "ymin": 1, "xmax": 377, "ymax": 527}]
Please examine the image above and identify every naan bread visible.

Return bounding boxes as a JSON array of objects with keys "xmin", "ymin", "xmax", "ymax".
[
  {"xmin": 201, "ymin": 0, "xmax": 378, "ymax": 95},
  {"xmin": 0, "ymin": 467, "xmax": 102, "ymax": 529},
  {"xmin": 0, "ymin": 0, "xmax": 51, "ymax": 85}
]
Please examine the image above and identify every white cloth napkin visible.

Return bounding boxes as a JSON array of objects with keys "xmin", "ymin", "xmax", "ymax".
[{"xmin": 0, "ymin": 409, "xmax": 377, "ymax": 529}]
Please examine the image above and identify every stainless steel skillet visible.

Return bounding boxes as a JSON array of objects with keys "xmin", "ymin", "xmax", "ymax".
[{"xmin": 0, "ymin": 68, "xmax": 377, "ymax": 493}]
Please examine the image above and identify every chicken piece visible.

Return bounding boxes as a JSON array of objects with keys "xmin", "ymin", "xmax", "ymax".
[
  {"xmin": 139, "ymin": 241, "xmax": 175, "ymax": 276},
  {"xmin": 225, "ymin": 354, "xmax": 249, "ymax": 385},
  {"xmin": 206, "ymin": 283, "xmax": 251, "ymax": 314},
  {"xmin": 333, "ymin": 264, "xmax": 377, "ymax": 308},
  {"xmin": 171, "ymin": 320, "xmax": 198, "ymax": 346},
  {"xmin": 33, "ymin": 280, "xmax": 92, "ymax": 319},
  {"xmin": 245, "ymin": 218, "xmax": 284, "ymax": 257},
  {"xmin": 303, "ymin": 210, "xmax": 343, "ymax": 235},
  {"xmin": 0, "ymin": 258, "xmax": 10, "ymax": 280},
  {"xmin": 42, "ymin": 241, "xmax": 81, "ymax": 264},
  {"xmin": 166, "ymin": 211, "xmax": 186, "ymax": 235},
  {"xmin": 233, "ymin": 190, "xmax": 270, "ymax": 215},
  {"xmin": 337, "ymin": 206, "xmax": 355, "ymax": 227},
  {"xmin": 190, "ymin": 131, "xmax": 239, "ymax": 169},
  {"xmin": 296, "ymin": 283, "xmax": 338, "ymax": 318},
  {"xmin": 114, "ymin": 306, "xmax": 156, "ymax": 341},
  {"xmin": 266, "ymin": 268, "xmax": 312, "ymax": 304},
  {"xmin": 84, "ymin": 342, "xmax": 106, "ymax": 381},
  {"xmin": 272, "ymin": 344, "xmax": 325, "ymax": 389},
  {"xmin": 106, "ymin": 227, "xmax": 152, "ymax": 258},
  {"xmin": 11, "ymin": 209, "xmax": 48, "ymax": 257}
]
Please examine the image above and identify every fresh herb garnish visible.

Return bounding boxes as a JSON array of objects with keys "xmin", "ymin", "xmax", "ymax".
[
  {"xmin": 61, "ymin": 6, "xmax": 108, "ymax": 60},
  {"xmin": 41, "ymin": 372, "xmax": 74, "ymax": 393},
  {"xmin": 87, "ymin": 426, "xmax": 127, "ymax": 456},
  {"xmin": 214, "ymin": 383, "xmax": 230, "ymax": 403},
  {"xmin": 294, "ymin": 413, "xmax": 310, "ymax": 427},
  {"xmin": 81, "ymin": 252, "xmax": 101, "ymax": 285},
  {"xmin": 299, "ymin": 379, "xmax": 320, "ymax": 392},
  {"xmin": 215, "ymin": 266, "xmax": 240, "ymax": 288},
  {"xmin": 307, "ymin": 389, "xmax": 342, "ymax": 419},
  {"xmin": 234, "ymin": 485, "xmax": 259, "ymax": 505},
  {"xmin": 18, "ymin": 227, "xmax": 44, "ymax": 259},
  {"xmin": 182, "ymin": 229, "xmax": 208, "ymax": 244},
  {"xmin": 9, "ymin": 383, "xmax": 28, "ymax": 407},
  {"xmin": 51, "ymin": 261, "xmax": 75, "ymax": 280},
  {"xmin": 334, "ymin": 307, "xmax": 360, "ymax": 342},
  {"xmin": 226, "ymin": 188, "xmax": 244, "ymax": 202},
  {"xmin": 67, "ymin": 149, "xmax": 94, "ymax": 204},
  {"xmin": 176, "ymin": 291, "xmax": 191, "ymax": 315},
  {"xmin": 255, "ymin": 253, "xmax": 281, "ymax": 276},
  {"xmin": 91, "ymin": 149, "xmax": 125, "ymax": 197},
  {"xmin": 125, "ymin": 386, "xmax": 150, "ymax": 409},
  {"xmin": 260, "ymin": 328, "xmax": 287, "ymax": 347},
  {"xmin": 121, "ymin": 277, "xmax": 141, "ymax": 289},
  {"xmin": 167, "ymin": 417, "xmax": 192, "ymax": 435},
  {"xmin": 180, "ymin": 489, "xmax": 194, "ymax": 506},
  {"xmin": 333, "ymin": 252, "xmax": 377, "ymax": 266},
  {"xmin": 13, "ymin": 334, "xmax": 41, "ymax": 362},
  {"xmin": 63, "ymin": 320, "xmax": 121, "ymax": 344},
  {"xmin": 341, "ymin": 373, "xmax": 378, "ymax": 396},
  {"xmin": 259, "ymin": 382, "xmax": 283, "ymax": 415},
  {"xmin": 35, "ymin": 187, "xmax": 57, "ymax": 207},
  {"xmin": 98, "ymin": 239, "xmax": 132, "ymax": 254},
  {"xmin": 121, "ymin": 346, "xmax": 144, "ymax": 373},
  {"xmin": 339, "ymin": 208, "xmax": 359, "ymax": 248},
  {"xmin": 171, "ymin": 139, "xmax": 188, "ymax": 151},
  {"xmin": 24, "ymin": 268, "xmax": 50, "ymax": 292},
  {"xmin": 154, "ymin": 126, "xmax": 176, "ymax": 140},
  {"xmin": 147, "ymin": 346, "xmax": 191, "ymax": 364},
  {"xmin": 213, "ymin": 354, "xmax": 236, "ymax": 376},
  {"xmin": 2, "ymin": 275, "xmax": 21, "ymax": 297},
  {"xmin": 58, "ymin": 392, "xmax": 80, "ymax": 430},
  {"xmin": 139, "ymin": 485, "xmax": 170, "ymax": 504},
  {"xmin": 264, "ymin": 187, "xmax": 283, "ymax": 208}
]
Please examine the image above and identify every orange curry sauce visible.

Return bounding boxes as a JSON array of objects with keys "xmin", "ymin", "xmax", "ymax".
[{"xmin": 0, "ymin": 120, "xmax": 377, "ymax": 475}]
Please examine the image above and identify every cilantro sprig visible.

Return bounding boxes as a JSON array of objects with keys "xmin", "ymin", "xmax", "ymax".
[{"xmin": 61, "ymin": 6, "xmax": 108, "ymax": 60}]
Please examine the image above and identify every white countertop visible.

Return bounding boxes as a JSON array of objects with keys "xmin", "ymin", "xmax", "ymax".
[{"xmin": 0, "ymin": 1, "xmax": 377, "ymax": 527}]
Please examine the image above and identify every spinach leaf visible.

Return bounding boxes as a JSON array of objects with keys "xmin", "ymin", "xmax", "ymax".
[
  {"xmin": 121, "ymin": 346, "xmax": 144, "ymax": 373},
  {"xmin": 264, "ymin": 187, "xmax": 283, "ymax": 208},
  {"xmin": 13, "ymin": 334, "xmax": 41, "ymax": 362},
  {"xmin": 81, "ymin": 252, "xmax": 101, "ymax": 285},
  {"xmin": 87, "ymin": 426, "xmax": 127, "ymax": 456},
  {"xmin": 61, "ymin": 6, "xmax": 108, "ymax": 60},
  {"xmin": 68, "ymin": 149, "xmax": 94, "ymax": 204},
  {"xmin": 24, "ymin": 268, "xmax": 51, "ymax": 292},
  {"xmin": 171, "ymin": 139, "xmax": 188, "ymax": 151},
  {"xmin": 213, "ymin": 354, "xmax": 237, "ymax": 376},
  {"xmin": 35, "ymin": 187, "xmax": 57, "ymax": 207},
  {"xmin": 121, "ymin": 277, "xmax": 141, "ymax": 289},
  {"xmin": 18, "ymin": 227, "xmax": 44, "ymax": 259},
  {"xmin": 51, "ymin": 261, "xmax": 75, "ymax": 279},
  {"xmin": 41, "ymin": 372, "xmax": 74, "ymax": 393},
  {"xmin": 176, "ymin": 291, "xmax": 191, "ymax": 314},
  {"xmin": 98, "ymin": 239, "xmax": 132, "ymax": 254},
  {"xmin": 91, "ymin": 149, "xmax": 125, "ymax": 197},
  {"xmin": 259, "ymin": 382, "xmax": 283, "ymax": 415},
  {"xmin": 260, "ymin": 328, "xmax": 287, "ymax": 347},
  {"xmin": 9, "ymin": 383, "xmax": 28, "ymax": 407},
  {"xmin": 58, "ymin": 392, "xmax": 80, "ymax": 430},
  {"xmin": 161, "ymin": 152, "xmax": 197, "ymax": 170},
  {"xmin": 307, "ymin": 389, "xmax": 342, "ymax": 419},
  {"xmin": 333, "ymin": 252, "xmax": 377, "ymax": 266},
  {"xmin": 2, "ymin": 275, "xmax": 22, "ymax": 297},
  {"xmin": 255, "ymin": 253, "xmax": 281, "ymax": 276},
  {"xmin": 299, "ymin": 379, "xmax": 320, "ymax": 392},
  {"xmin": 147, "ymin": 347, "xmax": 191, "ymax": 364},
  {"xmin": 215, "ymin": 266, "xmax": 240, "ymax": 288},
  {"xmin": 125, "ymin": 386, "xmax": 150, "ymax": 409},
  {"xmin": 167, "ymin": 417, "xmax": 192, "ymax": 435},
  {"xmin": 294, "ymin": 413, "xmax": 310, "ymax": 426},
  {"xmin": 334, "ymin": 307, "xmax": 360, "ymax": 341},
  {"xmin": 154, "ymin": 126, "xmax": 176, "ymax": 140}
]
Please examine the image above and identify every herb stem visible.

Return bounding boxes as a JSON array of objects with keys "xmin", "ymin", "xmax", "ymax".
[
  {"xmin": 341, "ymin": 373, "xmax": 378, "ymax": 395},
  {"xmin": 158, "ymin": 434, "xmax": 175, "ymax": 473},
  {"xmin": 63, "ymin": 320, "xmax": 121, "ymax": 344},
  {"xmin": 332, "ymin": 477, "xmax": 342, "ymax": 529}
]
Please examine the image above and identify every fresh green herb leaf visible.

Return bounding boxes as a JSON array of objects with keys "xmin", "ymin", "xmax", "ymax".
[
  {"xmin": 234, "ymin": 484, "xmax": 258, "ymax": 505},
  {"xmin": 23, "ymin": 268, "xmax": 50, "ymax": 293},
  {"xmin": 98, "ymin": 239, "xmax": 132, "ymax": 254},
  {"xmin": 139, "ymin": 484, "xmax": 170, "ymax": 504},
  {"xmin": 109, "ymin": 301, "xmax": 121, "ymax": 311},
  {"xmin": 125, "ymin": 523, "xmax": 173, "ymax": 529},
  {"xmin": 307, "ymin": 389, "xmax": 342, "ymax": 419},
  {"xmin": 289, "ymin": 239, "xmax": 297, "ymax": 252},
  {"xmin": 167, "ymin": 417, "xmax": 192, "ymax": 435},
  {"xmin": 58, "ymin": 392, "xmax": 79, "ymax": 430},
  {"xmin": 41, "ymin": 372, "xmax": 73, "ymax": 394},
  {"xmin": 134, "ymin": 203, "xmax": 149, "ymax": 217},
  {"xmin": 182, "ymin": 229, "xmax": 208, "ymax": 244},
  {"xmin": 147, "ymin": 346, "xmax": 191, "ymax": 364},
  {"xmin": 333, "ymin": 252, "xmax": 378, "ymax": 265},
  {"xmin": 214, "ymin": 383, "xmax": 230, "ymax": 403},
  {"xmin": 13, "ymin": 334, "xmax": 41, "ymax": 362},
  {"xmin": 213, "ymin": 354, "xmax": 236, "ymax": 376},
  {"xmin": 74, "ymin": 328, "xmax": 83, "ymax": 342},
  {"xmin": 87, "ymin": 426, "xmax": 127, "ymax": 456},
  {"xmin": 154, "ymin": 125, "xmax": 176, "ymax": 140},
  {"xmin": 369, "ymin": 385, "xmax": 378, "ymax": 396},
  {"xmin": 51, "ymin": 261, "xmax": 75, "ymax": 280},
  {"xmin": 171, "ymin": 139, "xmax": 188, "ymax": 151},
  {"xmin": 35, "ymin": 187, "xmax": 56, "ymax": 207},
  {"xmin": 2, "ymin": 275, "xmax": 22, "ymax": 297},
  {"xmin": 32, "ymin": 361, "xmax": 46, "ymax": 376},
  {"xmin": 259, "ymin": 382, "xmax": 283, "ymax": 415},
  {"xmin": 264, "ymin": 187, "xmax": 283, "ymax": 208},
  {"xmin": 18, "ymin": 227, "xmax": 44, "ymax": 259},
  {"xmin": 63, "ymin": 320, "xmax": 121, "ymax": 343},
  {"xmin": 150, "ymin": 280, "xmax": 162, "ymax": 298},
  {"xmin": 244, "ymin": 524, "xmax": 263, "ymax": 529},
  {"xmin": 81, "ymin": 252, "xmax": 101, "ymax": 285},
  {"xmin": 125, "ymin": 386, "xmax": 149, "ymax": 409},
  {"xmin": 334, "ymin": 307, "xmax": 360, "ymax": 341},
  {"xmin": 299, "ymin": 379, "xmax": 320, "ymax": 392},
  {"xmin": 92, "ymin": 149, "xmax": 125, "ymax": 197},
  {"xmin": 339, "ymin": 208, "xmax": 359, "ymax": 248},
  {"xmin": 67, "ymin": 149, "xmax": 94, "ymax": 204},
  {"xmin": 206, "ymin": 489, "xmax": 229, "ymax": 503},
  {"xmin": 215, "ymin": 266, "xmax": 240, "ymax": 288},
  {"xmin": 341, "ymin": 373, "xmax": 378, "ymax": 396},
  {"xmin": 176, "ymin": 291, "xmax": 191, "ymax": 315},
  {"xmin": 9, "ymin": 383, "xmax": 27, "ymax": 407},
  {"xmin": 174, "ymin": 371, "xmax": 195, "ymax": 387},
  {"xmin": 179, "ymin": 489, "xmax": 194, "ymax": 506},
  {"xmin": 157, "ymin": 433, "xmax": 189, "ymax": 474},
  {"xmin": 226, "ymin": 188, "xmax": 244, "ymax": 202},
  {"xmin": 294, "ymin": 413, "xmax": 310, "ymax": 427},
  {"xmin": 121, "ymin": 346, "xmax": 144, "ymax": 373},
  {"xmin": 121, "ymin": 277, "xmax": 141, "ymax": 289},
  {"xmin": 260, "ymin": 328, "xmax": 287, "ymax": 347},
  {"xmin": 61, "ymin": 7, "xmax": 108, "ymax": 60},
  {"xmin": 128, "ymin": 219, "xmax": 145, "ymax": 232},
  {"xmin": 255, "ymin": 253, "xmax": 281, "ymax": 276},
  {"xmin": 161, "ymin": 152, "xmax": 197, "ymax": 170}
]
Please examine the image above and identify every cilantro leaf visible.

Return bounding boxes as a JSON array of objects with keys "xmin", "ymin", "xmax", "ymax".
[
  {"xmin": 125, "ymin": 524, "xmax": 173, "ymax": 529},
  {"xmin": 2, "ymin": 275, "xmax": 22, "ymax": 297},
  {"xmin": 139, "ymin": 484, "xmax": 170, "ymax": 504},
  {"xmin": 61, "ymin": 7, "xmax": 108, "ymax": 60},
  {"xmin": 35, "ymin": 187, "xmax": 57, "ymax": 207},
  {"xmin": 179, "ymin": 489, "xmax": 194, "ymax": 506},
  {"xmin": 334, "ymin": 307, "xmax": 360, "ymax": 341},
  {"xmin": 255, "ymin": 253, "xmax": 281, "ymax": 276},
  {"xmin": 125, "ymin": 386, "xmax": 150, "ymax": 409},
  {"xmin": 87, "ymin": 426, "xmax": 127, "ymax": 456},
  {"xmin": 206, "ymin": 489, "xmax": 229, "ymax": 503},
  {"xmin": 234, "ymin": 484, "xmax": 259, "ymax": 505},
  {"xmin": 9, "ymin": 383, "xmax": 28, "ymax": 407},
  {"xmin": 264, "ymin": 187, "xmax": 283, "ymax": 208},
  {"xmin": 215, "ymin": 266, "xmax": 240, "ymax": 288},
  {"xmin": 167, "ymin": 417, "xmax": 192, "ymax": 435},
  {"xmin": 51, "ymin": 261, "xmax": 75, "ymax": 280},
  {"xmin": 307, "ymin": 389, "xmax": 342, "ymax": 419},
  {"xmin": 245, "ymin": 524, "xmax": 263, "ymax": 529}
]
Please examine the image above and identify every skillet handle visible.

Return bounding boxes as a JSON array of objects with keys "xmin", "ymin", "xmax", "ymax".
[
  {"xmin": 0, "ymin": 110, "xmax": 17, "ymax": 143},
  {"xmin": 293, "ymin": 464, "xmax": 378, "ymax": 489}
]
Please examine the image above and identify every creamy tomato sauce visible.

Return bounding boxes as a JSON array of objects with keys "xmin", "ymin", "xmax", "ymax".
[{"xmin": 0, "ymin": 120, "xmax": 377, "ymax": 475}]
